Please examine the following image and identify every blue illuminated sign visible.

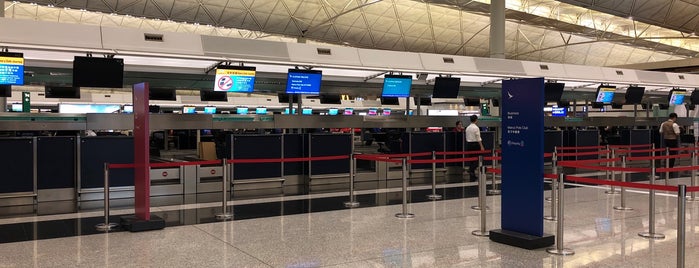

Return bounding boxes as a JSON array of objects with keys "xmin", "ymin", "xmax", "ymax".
[
  {"xmin": 0, "ymin": 52, "xmax": 24, "ymax": 85},
  {"xmin": 286, "ymin": 69, "xmax": 322, "ymax": 94},
  {"xmin": 381, "ymin": 75, "xmax": 412, "ymax": 97}
]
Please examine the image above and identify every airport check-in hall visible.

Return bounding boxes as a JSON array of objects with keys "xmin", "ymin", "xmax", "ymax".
[{"xmin": 3, "ymin": 0, "xmax": 699, "ymax": 267}]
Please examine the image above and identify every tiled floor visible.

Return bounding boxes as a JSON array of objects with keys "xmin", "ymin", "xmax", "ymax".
[{"xmin": 0, "ymin": 174, "xmax": 698, "ymax": 267}]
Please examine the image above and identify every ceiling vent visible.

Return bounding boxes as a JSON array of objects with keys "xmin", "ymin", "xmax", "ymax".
[
  {"xmin": 615, "ymin": 70, "xmax": 624, "ymax": 75},
  {"xmin": 316, "ymin": 48, "xmax": 332, "ymax": 55},
  {"xmin": 442, "ymin": 57, "xmax": 455, "ymax": 64},
  {"xmin": 144, "ymin": 33, "xmax": 164, "ymax": 42},
  {"xmin": 539, "ymin": 64, "xmax": 549, "ymax": 70}
]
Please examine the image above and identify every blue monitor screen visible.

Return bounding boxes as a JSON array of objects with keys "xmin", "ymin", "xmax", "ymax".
[
  {"xmin": 381, "ymin": 75, "xmax": 412, "ymax": 97},
  {"xmin": 595, "ymin": 85, "xmax": 616, "ymax": 104},
  {"xmin": 236, "ymin": 107, "xmax": 249, "ymax": 115},
  {"xmin": 214, "ymin": 66, "xmax": 256, "ymax": 93},
  {"xmin": 670, "ymin": 90, "xmax": 686, "ymax": 105},
  {"xmin": 328, "ymin": 108, "xmax": 339, "ymax": 115},
  {"xmin": 283, "ymin": 108, "xmax": 297, "ymax": 114},
  {"xmin": 11, "ymin": 103, "xmax": 22, "ymax": 112},
  {"xmin": 302, "ymin": 108, "xmax": 313, "ymax": 115},
  {"xmin": 123, "ymin": 105, "xmax": 133, "ymax": 113},
  {"xmin": 286, "ymin": 69, "xmax": 322, "ymax": 94},
  {"xmin": 204, "ymin": 106, "xmax": 216, "ymax": 114},
  {"xmin": 59, "ymin": 104, "xmax": 121, "ymax": 114},
  {"xmin": 182, "ymin": 106, "xmax": 196, "ymax": 114},
  {"xmin": 551, "ymin": 107, "xmax": 567, "ymax": 117},
  {"xmin": 255, "ymin": 107, "xmax": 267, "ymax": 114},
  {"xmin": 0, "ymin": 52, "xmax": 24, "ymax": 85}
]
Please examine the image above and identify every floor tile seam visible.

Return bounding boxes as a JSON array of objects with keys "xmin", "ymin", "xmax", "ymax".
[{"xmin": 190, "ymin": 224, "xmax": 275, "ymax": 268}]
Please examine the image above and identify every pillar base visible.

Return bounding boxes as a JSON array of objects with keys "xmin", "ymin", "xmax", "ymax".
[
  {"xmin": 489, "ymin": 229, "xmax": 554, "ymax": 250},
  {"xmin": 120, "ymin": 215, "xmax": 165, "ymax": 232}
]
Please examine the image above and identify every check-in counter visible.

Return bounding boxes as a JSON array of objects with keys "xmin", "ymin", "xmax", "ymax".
[{"xmin": 197, "ymin": 164, "xmax": 223, "ymax": 193}]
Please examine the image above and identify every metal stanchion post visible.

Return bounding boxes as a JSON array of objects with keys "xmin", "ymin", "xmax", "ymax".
[
  {"xmin": 488, "ymin": 149, "xmax": 501, "ymax": 195},
  {"xmin": 605, "ymin": 148, "xmax": 620, "ymax": 194},
  {"xmin": 638, "ymin": 166, "xmax": 665, "ymax": 239},
  {"xmin": 96, "ymin": 163, "xmax": 118, "ymax": 231},
  {"xmin": 215, "ymin": 158, "xmax": 233, "ymax": 220},
  {"xmin": 689, "ymin": 152, "xmax": 697, "ymax": 202},
  {"xmin": 544, "ymin": 154, "xmax": 558, "ymax": 221},
  {"xmin": 427, "ymin": 151, "xmax": 442, "ymax": 200},
  {"xmin": 395, "ymin": 158, "xmax": 414, "ymax": 218},
  {"xmin": 472, "ymin": 165, "xmax": 489, "ymax": 236},
  {"xmin": 344, "ymin": 154, "xmax": 360, "ymax": 208},
  {"xmin": 471, "ymin": 155, "xmax": 489, "ymax": 211},
  {"xmin": 677, "ymin": 184, "xmax": 687, "ymax": 268},
  {"xmin": 546, "ymin": 150, "xmax": 557, "ymax": 202},
  {"xmin": 614, "ymin": 155, "xmax": 633, "ymax": 211},
  {"xmin": 665, "ymin": 147, "xmax": 670, "ymax": 185},
  {"xmin": 547, "ymin": 173, "xmax": 574, "ymax": 255}
]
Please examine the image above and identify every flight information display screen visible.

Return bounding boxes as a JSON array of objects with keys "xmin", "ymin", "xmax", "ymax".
[
  {"xmin": 286, "ymin": 69, "xmax": 322, "ymax": 94},
  {"xmin": 381, "ymin": 75, "xmax": 412, "ymax": 97},
  {"xmin": 214, "ymin": 66, "xmax": 256, "ymax": 92},
  {"xmin": 0, "ymin": 52, "xmax": 24, "ymax": 85}
]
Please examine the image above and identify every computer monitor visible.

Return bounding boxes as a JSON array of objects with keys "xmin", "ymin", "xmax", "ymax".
[
  {"xmin": 236, "ymin": 107, "xmax": 249, "ymax": 115},
  {"xmin": 255, "ymin": 107, "xmax": 267, "ymax": 114},
  {"xmin": 669, "ymin": 89, "xmax": 687, "ymax": 105},
  {"xmin": 200, "ymin": 90, "xmax": 228, "ymax": 102},
  {"xmin": 214, "ymin": 66, "xmax": 256, "ymax": 92},
  {"xmin": 286, "ymin": 69, "xmax": 322, "ymax": 94},
  {"xmin": 381, "ymin": 75, "xmax": 412, "ymax": 97},
  {"xmin": 203, "ymin": 106, "xmax": 216, "ymax": 114},
  {"xmin": 431, "ymin": 77, "xmax": 460, "ymax": 98},
  {"xmin": 595, "ymin": 85, "xmax": 616, "ymax": 104},
  {"xmin": 302, "ymin": 108, "xmax": 313, "ymax": 115},
  {"xmin": 328, "ymin": 108, "xmax": 339, "ymax": 115},
  {"xmin": 283, "ymin": 108, "xmax": 297, "ymax": 114},
  {"xmin": 123, "ymin": 105, "xmax": 133, "ymax": 113},
  {"xmin": 10, "ymin": 103, "xmax": 22, "ymax": 112},
  {"xmin": 343, "ymin": 108, "xmax": 354, "ymax": 115},
  {"xmin": 182, "ymin": 106, "xmax": 196, "ymax": 114}
]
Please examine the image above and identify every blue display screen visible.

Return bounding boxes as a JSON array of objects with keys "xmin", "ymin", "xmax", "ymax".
[
  {"xmin": 255, "ymin": 107, "xmax": 267, "ymax": 114},
  {"xmin": 123, "ymin": 105, "xmax": 133, "ymax": 113},
  {"xmin": 595, "ymin": 86, "xmax": 616, "ymax": 103},
  {"xmin": 0, "ymin": 53, "xmax": 24, "ymax": 85},
  {"xmin": 286, "ymin": 69, "xmax": 322, "ymax": 94},
  {"xmin": 381, "ymin": 75, "xmax": 412, "ymax": 97},
  {"xmin": 382, "ymin": 108, "xmax": 391, "ymax": 116},
  {"xmin": 551, "ymin": 107, "xmax": 567, "ymax": 117},
  {"xmin": 236, "ymin": 107, "xmax": 249, "ymax": 115},
  {"xmin": 283, "ymin": 108, "xmax": 297, "ymax": 114},
  {"xmin": 59, "ymin": 104, "xmax": 121, "ymax": 113},
  {"xmin": 182, "ymin": 106, "xmax": 196, "ymax": 114},
  {"xmin": 670, "ymin": 90, "xmax": 686, "ymax": 105},
  {"xmin": 302, "ymin": 108, "xmax": 313, "ymax": 115},
  {"xmin": 328, "ymin": 108, "xmax": 338, "ymax": 115},
  {"xmin": 204, "ymin": 106, "xmax": 216, "ymax": 114},
  {"xmin": 214, "ymin": 66, "xmax": 256, "ymax": 92}
]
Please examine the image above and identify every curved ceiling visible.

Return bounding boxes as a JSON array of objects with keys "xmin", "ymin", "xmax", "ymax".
[{"xmin": 5, "ymin": 0, "xmax": 697, "ymax": 67}]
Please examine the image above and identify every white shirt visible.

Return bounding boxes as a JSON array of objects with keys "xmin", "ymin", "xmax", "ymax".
[
  {"xmin": 465, "ymin": 123, "xmax": 482, "ymax": 142},
  {"xmin": 659, "ymin": 121, "xmax": 680, "ymax": 135}
]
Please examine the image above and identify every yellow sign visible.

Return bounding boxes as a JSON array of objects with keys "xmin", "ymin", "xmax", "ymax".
[
  {"xmin": 216, "ymin": 69, "xmax": 255, "ymax": 76},
  {"xmin": 0, "ymin": 56, "xmax": 24, "ymax": 65}
]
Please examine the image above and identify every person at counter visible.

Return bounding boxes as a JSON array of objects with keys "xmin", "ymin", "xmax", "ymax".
[
  {"xmin": 660, "ymin": 113, "xmax": 680, "ymax": 172},
  {"xmin": 465, "ymin": 115, "xmax": 484, "ymax": 181},
  {"xmin": 454, "ymin": 121, "xmax": 464, "ymax": 132}
]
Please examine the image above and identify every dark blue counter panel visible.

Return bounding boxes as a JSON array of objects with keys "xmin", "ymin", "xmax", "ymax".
[
  {"xmin": 230, "ymin": 135, "xmax": 282, "ymax": 180},
  {"xmin": 406, "ymin": 132, "xmax": 444, "ymax": 169},
  {"xmin": 0, "ymin": 138, "xmax": 34, "ymax": 194},
  {"xmin": 37, "ymin": 137, "xmax": 75, "ymax": 189},
  {"xmin": 309, "ymin": 134, "xmax": 351, "ymax": 176},
  {"xmin": 544, "ymin": 131, "xmax": 562, "ymax": 162},
  {"xmin": 80, "ymin": 137, "xmax": 134, "ymax": 189},
  {"xmin": 283, "ymin": 134, "xmax": 306, "ymax": 176},
  {"xmin": 444, "ymin": 132, "xmax": 464, "ymax": 167}
]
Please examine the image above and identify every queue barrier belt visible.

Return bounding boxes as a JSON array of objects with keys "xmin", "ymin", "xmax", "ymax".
[
  {"xmin": 407, "ymin": 157, "xmax": 479, "ymax": 164},
  {"xmin": 543, "ymin": 173, "xmax": 558, "ymax": 180},
  {"xmin": 559, "ymin": 157, "xmax": 620, "ymax": 165},
  {"xmin": 556, "ymin": 145, "xmax": 606, "ymax": 151},
  {"xmin": 670, "ymin": 147, "xmax": 699, "ymax": 152},
  {"xmin": 556, "ymin": 150, "xmax": 610, "ymax": 157},
  {"xmin": 557, "ymin": 162, "xmax": 651, "ymax": 173},
  {"xmin": 484, "ymin": 156, "xmax": 501, "ymax": 161},
  {"xmin": 544, "ymin": 153, "xmax": 553, "ymax": 158},
  {"xmin": 435, "ymin": 150, "xmax": 490, "ymax": 156},
  {"xmin": 656, "ymin": 165, "xmax": 699, "ymax": 173},
  {"xmin": 487, "ymin": 167, "xmax": 501, "ymax": 174},
  {"xmin": 228, "ymin": 155, "xmax": 349, "ymax": 164},
  {"xmin": 616, "ymin": 148, "xmax": 667, "ymax": 154},
  {"xmin": 627, "ymin": 153, "xmax": 692, "ymax": 162},
  {"xmin": 609, "ymin": 144, "xmax": 653, "ymax": 149},
  {"xmin": 110, "ymin": 160, "xmax": 220, "ymax": 169},
  {"xmin": 565, "ymin": 175, "xmax": 678, "ymax": 192}
]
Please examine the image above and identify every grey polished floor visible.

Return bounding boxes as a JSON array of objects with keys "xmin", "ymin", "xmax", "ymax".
[{"xmin": 1, "ymin": 178, "xmax": 698, "ymax": 267}]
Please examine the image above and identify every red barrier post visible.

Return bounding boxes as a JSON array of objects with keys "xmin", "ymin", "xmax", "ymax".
[
  {"xmin": 544, "ymin": 151, "xmax": 558, "ymax": 221},
  {"xmin": 691, "ymin": 152, "xmax": 698, "ymax": 202},
  {"xmin": 471, "ymin": 155, "xmax": 489, "ymax": 211},
  {"xmin": 215, "ymin": 158, "xmax": 233, "ymax": 220},
  {"xmin": 427, "ymin": 151, "xmax": 442, "ymax": 200},
  {"xmin": 547, "ymin": 173, "xmax": 574, "ymax": 256},
  {"xmin": 95, "ymin": 163, "xmax": 118, "ymax": 232},
  {"xmin": 614, "ymin": 155, "xmax": 633, "ymax": 211},
  {"xmin": 344, "ymin": 154, "xmax": 360, "ymax": 208},
  {"xmin": 638, "ymin": 166, "xmax": 665, "ymax": 239},
  {"xmin": 665, "ymin": 147, "xmax": 670, "ymax": 185},
  {"xmin": 395, "ymin": 158, "xmax": 414, "ymax": 219},
  {"xmin": 472, "ymin": 165, "xmax": 489, "ymax": 237}
]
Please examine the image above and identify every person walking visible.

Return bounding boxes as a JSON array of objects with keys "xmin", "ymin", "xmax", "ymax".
[
  {"xmin": 465, "ymin": 115, "xmax": 484, "ymax": 181},
  {"xmin": 660, "ymin": 113, "xmax": 680, "ymax": 177}
]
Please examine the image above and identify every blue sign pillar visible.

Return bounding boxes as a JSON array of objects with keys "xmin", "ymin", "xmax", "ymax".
[{"xmin": 490, "ymin": 77, "xmax": 554, "ymax": 249}]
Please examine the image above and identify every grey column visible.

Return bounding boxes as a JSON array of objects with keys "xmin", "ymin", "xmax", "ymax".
[{"xmin": 489, "ymin": 0, "xmax": 506, "ymax": 59}]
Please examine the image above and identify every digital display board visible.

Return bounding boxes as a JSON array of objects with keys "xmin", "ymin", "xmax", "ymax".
[
  {"xmin": 670, "ymin": 89, "xmax": 687, "ymax": 105},
  {"xmin": 0, "ymin": 52, "xmax": 24, "ymax": 85},
  {"xmin": 382, "ymin": 108, "xmax": 392, "ymax": 116},
  {"xmin": 214, "ymin": 66, "xmax": 256, "ymax": 92},
  {"xmin": 182, "ymin": 106, "xmax": 196, "ymax": 114},
  {"xmin": 343, "ymin": 108, "xmax": 353, "ymax": 115},
  {"xmin": 286, "ymin": 69, "xmax": 322, "ymax": 94},
  {"xmin": 328, "ymin": 108, "xmax": 339, "ymax": 115},
  {"xmin": 11, "ymin": 103, "xmax": 22, "ymax": 112},
  {"xmin": 236, "ymin": 107, "xmax": 249, "ymax": 115},
  {"xmin": 368, "ymin": 108, "xmax": 378, "ymax": 116},
  {"xmin": 59, "ymin": 104, "xmax": 121, "ymax": 114},
  {"xmin": 123, "ymin": 105, "xmax": 133, "ymax": 113},
  {"xmin": 595, "ymin": 85, "xmax": 616, "ymax": 104},
  {"xmin": 255, "ymin": 107, "xmax": 267, "ymax": 114},
  {"xmin": 283, "ymin": 108, "xmax": 297, "ymax": 114},
  {"xmin": 381, "ymin": 75, "xmax": 412, "ymax": 97},
  {"xmin": 551, "ymin": 106, "xmax": 567, "ymax": 117},
  {"xmin": 302, "ymin": 108, "xmax": 313, "ymax": 115},
  {"xmin": 204, "ymin": 106, "xmax": 216, "ymax": 114}
]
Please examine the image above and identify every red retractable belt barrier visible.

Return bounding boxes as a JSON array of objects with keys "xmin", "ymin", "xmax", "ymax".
[
  {"xmin": 656, "ymin": 165, "xmax": 699, "ymax": 173},
  {"xmin": 627, "ymin": 153, "xmax": 691, "ymax": 162},
  {"xmin": 484, "ymin": 156, "xmax": 501, "ymax": 161},
  {"xmin": 108, "ymin": 163, "xmax": 136, "ymax": 169},
  {"xmin": 559, "ymin": 157, "xmax": 620, "ymax": 165},
  {"xmin": 556, "ymin": 150, "xmax": 610, "ymax": 157},
  {"xmin": 616, "ymin": 148, "xmax": 667, "ymax": 154},
  {"xmin": 149, "ymin": 160, "xmax": 221, "ymax": 168},
  {"xmin": 670, "ymin": 147, "xmax": 699, "ymax": 152},
  {"xmin": 408, "ymin": 157, "xmax": 480, "ymax": 164},
  {"xmin": 556, "ymin": 145, "xmax": 606, "ymax": 151},
  {"xmin": 557, "ymin": 162, "xmax": 651, "ymax": 173},
  {"xmin": 543, "ymin": 173, "xmax": 558, "ymax": 179},
  {"xmin": 227, "ymin": 155, "xmax": 349, "ymax": 164},
  {"xmin": 544, "ymin": 153, "xmax": 553, "ymax": 158},
  {"xmin": 487, "ymin": 167, "xmax": 502, "ymax": 174},
  {"xmin": 609, "ymin": 144, "xmax": 653, "ymax": 149},
  {"xmin": 687, "ymin": 186, "xmax": 699, "ymax": 192},
  {"xmin": 565, "ymin": 175, "xmax": 678, "ymax": 192},
  {"xmin": 435, "ymin": 150, "xmax": 490, "ymax": 156},
  {"xmin": 353, "ymin": 154, "xmax": 404, "ymax": 163}
]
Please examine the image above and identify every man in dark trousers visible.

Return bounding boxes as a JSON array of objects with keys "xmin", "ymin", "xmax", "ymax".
[
  {"xmin": 660, "ymin": 113, "xmax": 680, "ymax": 177},
  {"xmin": 465, "ymin": 115, "xmax": 484, "ymax": 181}
]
